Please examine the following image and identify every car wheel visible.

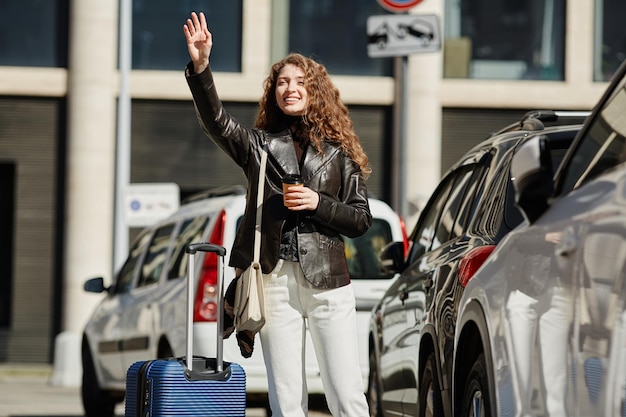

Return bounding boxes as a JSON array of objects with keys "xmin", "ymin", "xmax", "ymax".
[
  {"xmin": 367, "ymin": 348, "xmax": 383, "ymax": 417},
  {"xmin": 81, "ymin": 341, "xmax": 119, "ymax": 417},
  {"xmin": 460, "ymin": 353, "xmax": 490, "ymax": 417},
  {"xmin": 157, "ymin": 339, "xmax": 173, "ymax": 359},
  {"xmin": 418, "ymin": 352, "xmax": 444, "ymax": 417}
]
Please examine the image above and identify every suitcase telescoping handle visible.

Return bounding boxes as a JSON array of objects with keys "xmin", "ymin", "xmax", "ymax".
[{"xmin": 185, "ymin": 243, "xmax": 227, "ymax": 372}]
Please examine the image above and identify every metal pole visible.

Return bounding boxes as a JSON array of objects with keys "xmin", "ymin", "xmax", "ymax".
[
  {"xmin": 392, "ymin": 55, "xmax": 408, "ymax": 218},
  {"xmin": 114, "ymin": 0, "xmax": 132, "ymax": 273},
  {"xmin": 186, "ymin": 252, "xmax": 195, "ymax": 371}
]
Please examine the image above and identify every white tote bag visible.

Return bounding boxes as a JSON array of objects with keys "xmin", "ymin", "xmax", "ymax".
[
  {"xmin": 234, "ymin": 261, "xmax": 265, "ymax": 332},
  {"xmin": 233, "ymin": 143, "xmax": 267, "ymax": 333}
]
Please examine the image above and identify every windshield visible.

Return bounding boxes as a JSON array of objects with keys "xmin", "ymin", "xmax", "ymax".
[
  {"xmin": 559, "ymin": 71, "xmax": 626, "ymax": 193},
  {"xmin": 344, "ymin": 218, "xmax": 394, "ymax": 279}
]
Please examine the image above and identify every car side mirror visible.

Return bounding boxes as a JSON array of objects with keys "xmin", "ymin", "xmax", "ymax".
[
  {"xmin": 83, "ymin": 277, "xmax": 107, "ymax": 293},
  {"xmin": 511, "ymin": 135, "xmax": 554, "ymax": 223},
  {"xmin": 379, "ymin": 241, "xmax": 406, "ymax": 274}
]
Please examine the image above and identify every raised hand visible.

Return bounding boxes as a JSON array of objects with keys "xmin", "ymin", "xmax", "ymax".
[{"xmin": 183, "ymin": 12, "xmax": 212, "ymax": 74}]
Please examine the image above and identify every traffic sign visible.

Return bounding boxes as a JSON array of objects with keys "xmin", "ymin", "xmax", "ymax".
[
  {"xmin": 377, "ymin": 0, "xmax": 424, "ymax": 13},
  {"xmin": 367, "ymin": 14, "xmax": 441, "ymax": 58},
  {"xmin": 124, "ymin": 182, "xmax": 180, "ymax": 227}
]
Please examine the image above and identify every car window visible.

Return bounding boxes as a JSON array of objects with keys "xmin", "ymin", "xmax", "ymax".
[
  {"xmin": 114, "ymin": 231, "xmax": 152, "ymax": 294},
  {"xmin": 137, "ymin": 224, "xmax": 175, "ymax": 288},
  {"xmin": 504, "ymin": 178, "xmax": 525, "ymax": 229},
  {"xmin": 548, "ymin": 134, "xmax": 573, "ymax": 172},
  {"xmin": 454, "ymin": 165, "xmax": 488, "ymax": 237},
  {"xmin": 560, "ymin": 77, "xmax": 626, "ymax": 193},
  {"xmin": 504, "ymin": 132, "xmax": 574, "ymax": 229},
  {"xmin": 433, "ymin": 166, "xmax": 477, "ymax": 246},
  {"xmin": 344, "ymin": 219, "xmax": 394, "ymax": 279},
  {"xmin": 407, "ymin": 177, "xmax": 454, "ymax": 264},
  {"xmin": 167, "ymin": 216, "xmax": 210, "ymax": 280}
]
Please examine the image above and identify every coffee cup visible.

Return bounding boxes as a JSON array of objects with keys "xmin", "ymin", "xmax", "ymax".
[{"xmin": 282, "ymin": 174, "xmax": 303, "ymax": 207}]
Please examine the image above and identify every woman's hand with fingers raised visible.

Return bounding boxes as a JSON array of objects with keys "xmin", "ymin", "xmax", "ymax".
[{"xmin": 183, "ymin": 11, "xmax": 212, "ymax": 74}]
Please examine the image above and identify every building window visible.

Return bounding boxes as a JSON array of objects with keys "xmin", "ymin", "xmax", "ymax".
[
  {"xmin": 0, "ymin": 0, "xmax": 68, "ymax": 67},
  {"xmin": 444, "ymin": 0, "xmax": 565, "ymax": 80},
  {"xmin": 132, "ymin": 0, "xmax": 242, "ymax": 71},
  {"xmin": 594, "ymin": 0, "xmax": 626, "ymax": 81},
  {"xmin": 285, "ymin": 0, "xmax": 393, "ymax": 76}
]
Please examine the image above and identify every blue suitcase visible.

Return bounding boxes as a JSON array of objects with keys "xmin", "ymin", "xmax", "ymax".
[{"xmin": 124, "ymin": 243, "xmax": 246, "ymax": 417}]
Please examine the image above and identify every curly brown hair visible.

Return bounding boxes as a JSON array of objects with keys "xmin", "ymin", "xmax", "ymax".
[{"xmin": 255, "ymin": 53, "xmax": 371, "ymax": 177}]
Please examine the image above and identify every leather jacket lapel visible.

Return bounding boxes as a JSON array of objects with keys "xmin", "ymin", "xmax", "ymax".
[
  {"xmin": 301, "ymin": 141, "xmax": 341, "ymax": 181},
  {"xmin": 266, "ymin": 132, "xmax": 342, "ymax": 182},
  {"xmin": 266, "ymin": 132, "xmax": 300, "ymax": 176}
]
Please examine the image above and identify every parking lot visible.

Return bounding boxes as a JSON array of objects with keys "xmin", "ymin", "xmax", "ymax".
[{"xmin": 0, "ymin": 364, "xmax": 331, "ymax": 417}]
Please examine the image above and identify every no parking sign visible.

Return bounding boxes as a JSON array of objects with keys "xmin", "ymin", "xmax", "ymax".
[{"xmin": 377, "ymin": 0, "xmax": 424, "ymax": 13}]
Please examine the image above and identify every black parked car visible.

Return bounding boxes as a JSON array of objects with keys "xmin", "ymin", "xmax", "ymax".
[{"xmin": 367, "ymin": 110, "xmax": 588, "ymax": 417}]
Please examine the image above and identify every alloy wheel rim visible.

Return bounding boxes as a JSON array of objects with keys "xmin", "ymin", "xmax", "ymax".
[
  {"xmin": 470, "ymin": 390, "xmax": 484, "ymax": 417},
  {"xmin": 424, "ymin": 382, "xmax": 435, "ymax": 417}
]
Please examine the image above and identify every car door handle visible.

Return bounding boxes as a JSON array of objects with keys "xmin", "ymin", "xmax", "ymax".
[
  {"xmin": 555, "ymin": 226, "xmax": 578, "ymax": 258},
  {"xmin": 399, "ymin": 288, "xmax": 409, "ymax": 304},
  {"xmin": 424, "ymin": 276, "xmax": 434, "ymax": 290}
]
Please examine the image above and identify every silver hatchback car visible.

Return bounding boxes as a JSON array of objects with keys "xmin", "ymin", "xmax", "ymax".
[
  {"xmin": 81, "ymin": 187, "xmax": 407, "ymax": 417},
  {"xmin": 453, "ymin": 62, "xmax": 626, "ymax": 416}
]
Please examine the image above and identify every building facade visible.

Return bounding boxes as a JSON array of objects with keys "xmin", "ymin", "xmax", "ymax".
[{"xmin": 0, "ymin": 0, "xmax": 622, "ymax": 364}]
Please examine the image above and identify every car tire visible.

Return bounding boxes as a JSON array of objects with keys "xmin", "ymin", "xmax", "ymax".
[
  {"xmin": 157, "ymin": 338, "xmax": 173, "ymax": 359},
  {"xmin": 418, "ymin": 352, "xmax": 444, "ymax": 417},
  {"xmin": 460, "ymin": 353, "xmax": 490, "ymax": 417},
  {"xmin": 367, "ymin": 348, "xmax": 383, "ymax": 417},
  {"xmin": 81, "ymin": 341, "xmax": 119, "ymax": 417}
]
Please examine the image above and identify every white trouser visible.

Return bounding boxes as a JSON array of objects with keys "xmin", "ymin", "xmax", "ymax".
[{"xmin": 259, "ymin": 260, "xmax": 369, "ymax": 417}]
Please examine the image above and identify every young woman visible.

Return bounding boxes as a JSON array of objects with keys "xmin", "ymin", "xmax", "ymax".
[{"xmin": 184, "ymin": 12, "xmax": 372, "ymax": 416}]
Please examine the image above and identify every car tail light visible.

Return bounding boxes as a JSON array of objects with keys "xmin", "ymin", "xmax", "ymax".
[
  {"xmin": 398, "ymin": 215, "xmax": 410, "ymax": 257},
  {"xmin": 458, "ymin": 245, "xmax": 496, "ymax": 288},
  {"xmin": 193, "ymin": 209, "xmax": 226, "ymax": 323}
]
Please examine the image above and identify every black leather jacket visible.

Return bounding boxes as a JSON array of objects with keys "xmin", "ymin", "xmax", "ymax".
[{"xmin": 185, "ymin": 63, "xmax": 372, "ymax": 288}]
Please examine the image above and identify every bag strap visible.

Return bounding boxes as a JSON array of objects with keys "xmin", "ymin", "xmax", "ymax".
[{"xmin": 253, "ymin": 143, "xmax": 267, "ymax": 263}]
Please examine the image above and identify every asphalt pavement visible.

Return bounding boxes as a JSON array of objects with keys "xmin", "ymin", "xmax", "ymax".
[{"xmin": 0, "ymin": 364, "xmax": 331, "ymax": 417}]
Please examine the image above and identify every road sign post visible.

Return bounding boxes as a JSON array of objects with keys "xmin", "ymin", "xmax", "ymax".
[{"xmin": 367, "ymin": 13, "xmax": 441, "ymax": 217}]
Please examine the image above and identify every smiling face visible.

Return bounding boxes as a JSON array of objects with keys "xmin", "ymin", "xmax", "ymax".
[{"xmin": 275, "ymin": 64, "xmax": 308, "ymax": 116}]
